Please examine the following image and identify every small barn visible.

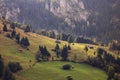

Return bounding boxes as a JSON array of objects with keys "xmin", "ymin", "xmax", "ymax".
[{"xmin": 88, "ymin": 45, "xmax": 94, "ymax": 49}]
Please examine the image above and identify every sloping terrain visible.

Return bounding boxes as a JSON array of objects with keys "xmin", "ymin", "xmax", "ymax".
[
  {"xmin": 0, "ymin": 0, "xmax": 120, "ymax": 43},
  {"xmin": 0, "ymin": 20, "xmax": 108, "ymax": 80}
]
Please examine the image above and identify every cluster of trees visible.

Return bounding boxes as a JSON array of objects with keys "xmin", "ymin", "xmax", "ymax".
[
  {"xmin": 109, "ymin": 40, "xmax": 120, "ymax": 51},
  {"xmin": 3, "ymin": 23, "xmax": 30, "ymax": 48},
  {"xmin": 6, "ymin": 31, "xmax": 30, "ymax": 48},
  {"xmin": 3, "ymin": 24, "xmax": 8, "ymax": 32},
  {"xmin": 24, "ymin": 25, "xmax": 32, "ymax": 32},
  {"xmin": 87, "ymin": 48, "xmax": 120, "ymax": 80},
  {"xmin": 37, "ymin": 30, "xmax": 94, "ymax": 44},
  {"xmin": 36, "ymin": 44, "xmax": 71, "ymax": 62},
  {"xmin": 0, "ymin": 55, "xmax": 22, "ymax": 80},
  {"xmin": 20, "ymin": 37, "xmax": 30, "ymax": 47},
  {"xmin": 75, "ymin": 36, "xmax": 93, "ymax": 44},
  {"xmin": 54, "ymin": 44, "xmax": 71, "ymax": 61},
  {"xmin": 36, "ymin": 46, "xmax": 51, "ymax": 61},
  {"xmin": 8, "ymin": 62, "xmax": 22, "ymax": 73}
]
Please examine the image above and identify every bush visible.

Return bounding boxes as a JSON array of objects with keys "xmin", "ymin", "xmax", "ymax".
[
  {"xmin": 3, "ymin": 67, "xmax": 15, "ymax": 80},
  {"xmin": 67, "ymin": 76, "xmax": 73, "ymax": 80},
  {"xmin": 62, "ymin": 64, "xmax": 73, "ymax": 70},
  {"xmin": 8, "ymin": 62, "xmax": 22, "ymax": 73},
  {"xmin": 6, "ymin": 33, "xmax": 11, "ymax": 38}
]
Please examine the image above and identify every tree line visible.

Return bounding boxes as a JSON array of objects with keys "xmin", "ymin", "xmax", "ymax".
[
  {"xmin": 87, "ymin": 48, "xmax": 120, "ymax": 80},
  {"xmin": 36, "ymin": 44, "xmax": 71, "ymax": 62},
  {"xmin": 2, "ymin": 23, "xmax": 30, "ymax": 48},
  {"xmin": 0, "ymin": 55, "xmax": 22, "ymax": 80},
  {"xmin": 36, "ymin": 30, "xmax": 95, "ymax": 44}
]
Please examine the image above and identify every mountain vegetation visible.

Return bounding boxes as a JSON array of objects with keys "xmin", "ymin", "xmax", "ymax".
[
  {"xmin": 0, "ymin": 0, "xmax": 120, "ymax": 80},
  {"xmin": 0, "ymin": 0, "xmax": 120, "ymax": 43}
]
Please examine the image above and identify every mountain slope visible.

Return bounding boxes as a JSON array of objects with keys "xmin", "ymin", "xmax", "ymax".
[
  {"xmin": 0, "ymin": 0, "xmax": 120, "ymax": 43},
  {"xmin": 0, "ymin": 20, "xmax": 108, "ymax": 80}
]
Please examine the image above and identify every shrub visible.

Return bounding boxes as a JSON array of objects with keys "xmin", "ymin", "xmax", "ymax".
[
  {"xmin": 62, "ymin": 64, "xmax": 73, "ymax": 70},
  {"xmin": 8, "ymin": 62, "xmax": 22, "ymax": 73},
  {"xmin": 67, "ymin": 76, "xmax": 73, "ymax": 80},
  {"xmin": 3, "ymin": 67, "xmax": 15, "ymax": 80},
  {"xmin": 6, "ymin": 33, "xmax": 11, "ymax": 38}
]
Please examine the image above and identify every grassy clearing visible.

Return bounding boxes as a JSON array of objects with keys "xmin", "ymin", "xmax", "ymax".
[{"xmin": 20, "ymin": 61, "xmax": 107, "ymax": 80}]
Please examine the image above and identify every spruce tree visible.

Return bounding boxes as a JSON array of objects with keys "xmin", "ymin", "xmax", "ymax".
[
  {"xmin": 68, "ymin": 44, "xmax": 71, "ymax": 50},
  {"xmin": 61, "ymin": 45, "xmax": 68, "ymax": 61},
  {"xmin": 24, "ymin": 37, "xmax": 30, "ymax": 47},
  {"xmin": 38, "ymin": 45, "xmax": 51, "ymax": 61},
  {"xmin": 0, "ymin": 55, "xmax": 4, "ymax": 78},
  {"xmin": 67, "ymin": 35, "xmax": 73, "ymax": 43},
  {"xmin": 11, "ymin": 30, "xmax": 16, "ymax": 38},
  {"xmin": 3, "ymin": 24, "xmax": 8, "ymax": 32},
  {"xmin": 20, "ymin": 37, "xmax": 25, "ymax": 45},
  {"xmin": 24, "ymin": 25, "xmax": 31, "ymax": 32},
  {"xmin": 84, "ymin": 46, "xmax": 88, "ymax": 53},
  {"xmin": 3, "ymin": 67, "xmax": 15, "ymax": 80},
  {"xmin": 10, "ymin": 23, "xmax": 15, "ymax": 30},
  {"xmin": 55, "ymin": 44, "xmax": 60, "ymax": 52},
  {"xmin": 20, "ymin": 37, "xmax": 30, "ymax": 47},
  {"xmin": 15, "ymin": 33, "xmax": 20, "ymax": 43},
  {"xmin": 55, "ymin": 44, "xmax": 61, "ymax": 58}
]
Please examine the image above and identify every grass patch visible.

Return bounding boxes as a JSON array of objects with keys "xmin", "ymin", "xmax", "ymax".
[{"xmin": 20, "ymin": 61, "xmax": 107, "ymax": 80}]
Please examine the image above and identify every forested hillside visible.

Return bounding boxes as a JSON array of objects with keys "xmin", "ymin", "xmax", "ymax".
[{"xmin": 0, "ymin": 0, "xmax": 120, "ymax": 43}]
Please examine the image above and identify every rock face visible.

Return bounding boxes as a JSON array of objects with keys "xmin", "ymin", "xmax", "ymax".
[
  {"xmin": 45, "ymin": 0, "xmax": 89, "ymax": 27},
  {"xmin": 0, "ymin": 0, "xmax": 20, "ymax": 20},
  {"xmin": 0, "ymin": 0, "xmax": 120, "ymax": 43},
  {"xmin": 0, "ymin": 0, "xmax": 89, "ymax": 29}
]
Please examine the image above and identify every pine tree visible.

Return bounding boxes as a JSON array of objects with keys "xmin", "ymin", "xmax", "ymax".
[
  {"xmin": 68, "ymin": 44, "xmax": 71, "ymax": 50},
  {"xmin": 20, "ymin": 37, "xmax": 30, "ymax": 47},
  {"xmin": 47, "ymin": 31, "xmax": 56, "ymax": 38},
  {"xmin": 3, "ymin": 67, "xmax": 15, "ymax": 80},
  {"xmin": 24, "ymin": 25, "xmax": 31, "ymax": 32},
  {"xmin": 60, "ymin": 33, "xmax": 68, "ymax": 41},
  {"xmin": 61, "ymin": 45, "xmax": 68, "ymax": 61},
  {"xmin": 11, "ymin": 30, "xmax": 16, "ymax": 38},
  {"xmin": 67, "ymin": 35, "xmax": 73, "ymax": 43},
  {"xmin": 55, "ymin": 44, "xmax": 60, "ymax": 52},
  {"xmin": 0, "ymin": 55, "xmax": 4, "ymax": 78},
  {"xmin": 3, "ymin": 24, "xmax": 8, "ymax": 32},
  {"xmin": 55, "ymin": 44, "xmax": 61, "ymax": 58},
  {"xmin": 84, "ymin": 46, "xmax": 88, "ymax": 53},
  {"xmin": 24, "ymin": 37, "xmax": 30, "ymax": 47},
  {"xmin": 15, "ymin": 33, "xmax": 20, "ymax": 43},
  {"xmin": 10, "ymin": 23, "xmax": 15, "ymax": 30},
  {"xmin": 38, "ymin": 45, "xmax": 51, "ymax": 61}
]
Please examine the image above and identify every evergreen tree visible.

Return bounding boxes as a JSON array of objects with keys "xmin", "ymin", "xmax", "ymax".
[
  {"xmin": 68, "ymin": 44, "xmax": 71, "ymax": 50},
  {"xmin": 3, "ymin": 67, "xmax": 15, "ymax": 80},
  {"xmin": 61, "ymin": 45, "xmax": 68, "ymax": 61},
  {"xmin": 84, "ymin": 46, "xmax": 88, "ymax": 53},
  {"xmin": 47, "ymin": 31, "xmax": 56, "ymax": 38},
  {"xmin": 55, "ymin": 44, "xmax": 60, "ymax": 58},
  {"xmin": 67, "ymin": 35, "xmax": 73, "ymax": 43},
  {"xmin": 11, "ymin": 30, "xmax": 16, "ymax": 38},
  {"xmin": 55, "ymin": 44, "xmax": 60, "ymax": 52},
  {"xmin": 15, "ymin": 33, "xmax": 20, "ymax": 43},
  {"xmin": 107, "ymin": 66, "xmax": 115, "ymax": 80},
  {"xmin": 10, "ymin": 23, "xmax": 15, "ymax": 30},
  {"xmin": 0, "ymin": 55, "xmax": 4, "ymax": 78},
  {"xmin": 3, "ymin": 24, "xmax": 8, "ymax": 32},
  {"xmin": 60, "ymin": 33, "xmax": 68, "ymax": 41},
  {"xmin": 20, "ymin": 37, "xmax": 25, "ymax": 45},
  {"xmin": 24, "ymin": 25, "xmax": 31, "ymax": 32},
  {"xmin": 20, "ymin": 37, "xmax": 30, "ymax": 47},
  {"xmin": 24, "ymin": 37, "xmax": 30, "ymax": 47},
  {"xmin": 38, "ymin": 45, "xmax": 51, "ymax": 61}
]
